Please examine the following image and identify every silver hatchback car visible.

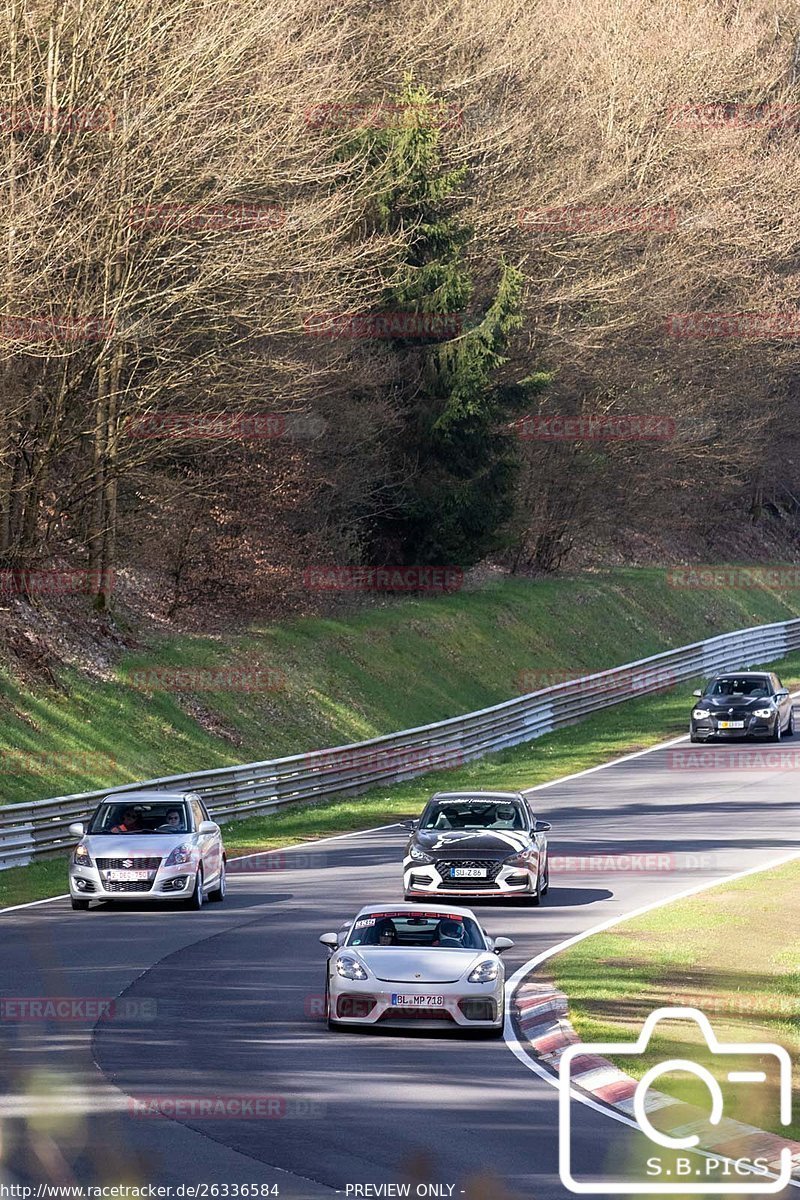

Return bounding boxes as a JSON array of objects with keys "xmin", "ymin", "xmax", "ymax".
[{"xmin": 68, "ymin": 790, "xmax": 226, "ymax": 910}]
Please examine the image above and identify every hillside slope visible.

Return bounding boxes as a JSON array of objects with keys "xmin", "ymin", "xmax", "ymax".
[{"xmin": 1, "ymin": 567, "xmax": 799, "ymax": 805}]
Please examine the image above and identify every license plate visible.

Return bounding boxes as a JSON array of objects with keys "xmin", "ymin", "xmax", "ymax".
[
  {"xmin": 105, "ymin": 869, "xmax": 150, "ymax": 881},
  {"xmin": 718, "ymin": 720, "xmax": 744, "ymax": 729},
  {"xmin": 390, "ymin": 994, "xmax": 445, "ymax": 1006},
  {"xmin": 451, "ymin": 867, "xmax": 487, "ymax": 878}
]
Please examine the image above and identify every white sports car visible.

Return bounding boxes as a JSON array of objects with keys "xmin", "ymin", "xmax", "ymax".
[{"xmin": 319, "ymin": 903, "xmax": 513, "ymax": 1034}]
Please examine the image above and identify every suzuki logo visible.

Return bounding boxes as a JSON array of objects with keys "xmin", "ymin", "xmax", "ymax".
[{"xmin": 122, "ymin": 859, "xmax": 133, "ymax": 869}]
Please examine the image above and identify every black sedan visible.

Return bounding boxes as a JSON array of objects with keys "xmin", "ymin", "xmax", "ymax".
[
  {"xmin": 402, "ymin": 790, "xmax": 551, "ymax": 905},
  {"xmin": 689, "ymin": 671, "xmax": 794, "ymax": 743}
]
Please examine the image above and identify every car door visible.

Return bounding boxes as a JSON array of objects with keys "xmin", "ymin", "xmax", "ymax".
[
  {"xmin": 191, "ymin": 797, "xmax": 220, "ymax": 882},
  {"xmin": 773, "ymin": 675, "xmax": 792, "ymax": 728}
]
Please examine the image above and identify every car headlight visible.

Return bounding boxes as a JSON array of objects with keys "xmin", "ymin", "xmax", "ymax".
[
  {"xmin": 164, "ymin": 843, "xmax": 193, "ymax": 867},
  {"xmin": 503, "ymin": 852, "xmax": 533, "ymax": 868},
  {"xmin": 753, "ymin": 708, "xmax": 774, "ymax": 719},
  {"xmin": 468, "ymin": 959, "xmax": 500, "ymax": 983},
  {"xmin": 692, "ymin": 708, "xmax": 712, "ymax": 720},
  {"xmin": 335, "ymin": 955, "xmax": 368, "ymax": 981},
  {"xmin": 73, "ymin": 844, "xmax": 93, "ymax": 867},
  {"xmin": 408, "ymin": 844, "xmax": 433, "ymax": 863}
]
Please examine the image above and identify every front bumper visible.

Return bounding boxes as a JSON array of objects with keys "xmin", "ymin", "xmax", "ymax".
[
  {"xmin": 403, "ymin": 858, "xmax": 537, "ymax": 898},
  {"xmin": 69, "ymin": 861, "xmax": 198, "ymax": 902},
  {"xmin": 690, "ymin": 716, "xmax": 775, "ymax": 741},
  {"xmin": 329, "ymin": 977, "xmax": 503, "ymax": 1029}
]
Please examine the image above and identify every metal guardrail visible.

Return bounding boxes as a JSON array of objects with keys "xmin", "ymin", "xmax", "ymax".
[{"xmin": 2, "ymin": 617, "xmax": 799, "ymax": 868}]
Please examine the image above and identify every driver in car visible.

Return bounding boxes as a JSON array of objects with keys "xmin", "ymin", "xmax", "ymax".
[
  {"xmin": 434, "ymin": 918, "xmax": 466, "ymax": 947},
  {"xmin": 376, "ymin": 918, "xmax": 398, "ymax": 945},
  {"xmin": 111, "ymin": 807, "xmax": 143, "ymax": 834},
  {"xmin": 157, "ymin": 807, "xmax": 185, "ymax": 833}
]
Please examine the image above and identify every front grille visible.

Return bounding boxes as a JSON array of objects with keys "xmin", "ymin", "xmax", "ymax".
[
  {"xmin": 437, "ymin": 858, "xmax": 504, "ymax": 889},
  {"xmin": 379, "ymin": 1007, "xmax": 454, "ymax": 1022},
  {"xmin": 95, "ymin": 857, "xmax": 162, "ymax": 870},
  {"xmin": 104, "ymin": 879, "xmax": 155, "ymax": 893}
]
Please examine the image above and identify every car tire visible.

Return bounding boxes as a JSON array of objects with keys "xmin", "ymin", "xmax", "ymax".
[
  {"xmin": 787, "ymin": 709, "xmax": 795, "ymax": 737},
  {"xmin": 541, "ymin": 857, "xmax": 550, "ymax": 896},
  {"xmin": 689, "ymin": 732, "xmax": 700, "ymax": 743},
  {"xmin": 71, "ymin": 897, "xmax": 90, "ymax": 910},
  {"xmin": 770, "ymin": 718, "xmax": 782, "ymax": 743},
  {"xmin": 208, "ymin": 862, "xmax": 226, "ymax": 902},
  {"xmin": 187, "ymin": 869, "xmax": 204, "ymax": 910}
]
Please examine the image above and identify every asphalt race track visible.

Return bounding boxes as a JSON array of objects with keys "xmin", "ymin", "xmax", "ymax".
[{"xmin": 2, "ymin": 730, "xmax": 799, "ymax": 1199}]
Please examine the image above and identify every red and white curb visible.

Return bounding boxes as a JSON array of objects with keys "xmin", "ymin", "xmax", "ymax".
[{"xmin": 512, "ymin": 980, "xmax": 800, "ymax": 1179}]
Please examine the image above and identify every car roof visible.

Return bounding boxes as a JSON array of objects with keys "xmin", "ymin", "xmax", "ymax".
[
  {"xmin": 97, "ymin": 790, "xmax": 193, "ymax": 804},
  {"xmin": 354, "ymin": 901, "xmax": 478, "ymax": 920},
  {"xmin": 429, "ymin": 790, "xmax": 524, "ymax": 802},
  {"xmin": 711, "ymin": 672, "xmax": 770, "ymax": 679}
]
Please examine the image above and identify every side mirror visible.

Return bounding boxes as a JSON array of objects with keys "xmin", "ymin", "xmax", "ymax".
[
  {"xmin": 493, "ymin": 937, "xmax": 514, "ymax": 953},
  {"xmin": 692, "ymin": 689, "xmax": 702, "ymax": 698},
  {"xmin": 319, "ymin": 933, "xmax": 339, "ymax": 950},
  {"xmin": 198, "ymin": 820, "xmax": 217, "ymax": 834},
  {"xmin": 69, "ymin": 822, "xmax": 85, "ymax": 838},
  {"xmin": 776, "ymin": 689, "xmax": 790, "ymax": 699},
  {"xmin": 402, "ymin": 819, "xmax": 419, "ymax": 832},
  {"xmin": 534, "ymin": 820, "xmax": 551, "ymax": 832}
]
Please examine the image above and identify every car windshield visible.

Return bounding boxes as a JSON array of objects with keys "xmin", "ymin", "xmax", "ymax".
[
  {"xmin": 347, "ymin": 912, "xmax": 486, "ymax": 950},
  {"xmin": 419, "ymin": 799, "xmax": 527, "ymax": 831},
  {"xmin": 706, "ymin": 677, "xmax": 771, "ymax": 698},
  {"xmin": 87, "ymin": 802, "xmax": 191, "ymax": 835}
]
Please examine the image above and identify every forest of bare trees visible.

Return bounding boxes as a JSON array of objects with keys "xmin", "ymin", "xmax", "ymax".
[{"xmin": 2, "ymin": 0, "xmax": 800, "ymax": 619}]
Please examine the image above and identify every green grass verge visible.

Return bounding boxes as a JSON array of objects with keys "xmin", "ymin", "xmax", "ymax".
[
  {"xmin": 551, "ymin": 859, "xmax": 800, "ymax": 1141},
  {"xmin": 2, "ymin": 567, "xmax": 800, "ymax": 806},
  {"xmin": 4, "ymin": 648, "xmax": 800, "ymax": 915}
]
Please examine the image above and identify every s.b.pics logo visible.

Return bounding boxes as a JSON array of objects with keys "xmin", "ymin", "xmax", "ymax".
[{"xmin": 559, "ymin": 1007, "xmax": 794, "ymax": 1194}]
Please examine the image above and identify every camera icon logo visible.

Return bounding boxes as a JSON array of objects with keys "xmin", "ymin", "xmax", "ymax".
[{"xmin": 558, "ymin": 1006, "xmax": 793, "ymax": 1194}]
